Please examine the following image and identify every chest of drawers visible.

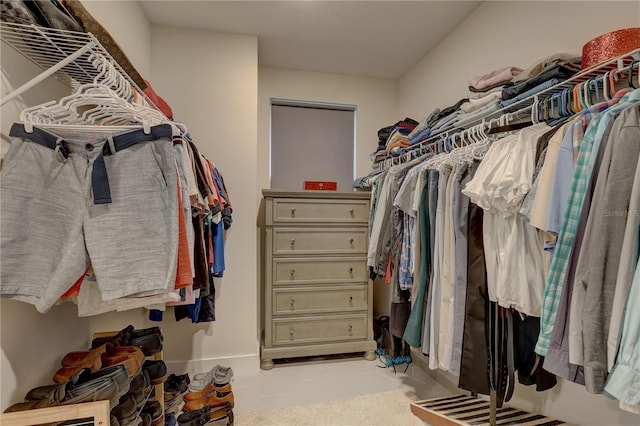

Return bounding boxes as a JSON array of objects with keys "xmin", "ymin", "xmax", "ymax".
[{"xmin": 260, "ymin": 190, "xmax": 377, "ymax": 369}]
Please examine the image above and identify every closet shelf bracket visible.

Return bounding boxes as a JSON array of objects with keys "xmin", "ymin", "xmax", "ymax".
[{"xmin": 1, "ymin": 41, "xmax": 96, "ymax": 107}]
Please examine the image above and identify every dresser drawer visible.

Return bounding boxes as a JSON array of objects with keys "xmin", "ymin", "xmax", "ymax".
[
  {"xmin": 273, "ymin": 228, "xmax": 367, "ymax": 255},
  {"xmin": 273, "ymin": 257, "xmax": 368, "ymax": 285},
  {"xmin": 272, "ymin": 314, "xmax": 368, "ymax": 345},
  {"xmin": 272, "ymin": 198, "xmax": 369, "ymax": 224},
  {"xmin": 273, "ymin": 285, "xmax": 368, "ymax": 315}
]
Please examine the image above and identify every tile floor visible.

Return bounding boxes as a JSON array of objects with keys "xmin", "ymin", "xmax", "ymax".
[{"xmin": 230, "ymin": 353, "xmax": 454, "ymax": 414}]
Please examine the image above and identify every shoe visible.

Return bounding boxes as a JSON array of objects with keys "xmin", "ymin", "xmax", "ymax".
[
  {"xmin": 77, "ymin": 365, "xmax": 131, "ymax": 397},
  {"xmin": 142, "ymin": 400, "xmax": 163, "ymax": 425},
  {"xmin": 111, "ymin": 394, "xmax": 137, "ymax": 424},
  {"xmin": 164, "ymin": 373, "xmax": 190, "ymax": 396},
  {"xmin": 64, "ymin": 365, "xmax": 130, "ymax": 407},
  {"xmin": 129, "ymin": 332, "xmax": 163, "ymax": 356},
  {"xmin": 189, "ymin": 365, "xmax": 233, "ymax": 391},
  {"xmin": 102, "ymin": 351, "xmax": 143, "ymax": 378},
  {"xmin": 4, "ymin": 399, "xmax": 51, "ymax": 413},
  {"xmin": 165, "ymin": 412, "xmax": 177, "ymax": 426},
  {"xmin": 91, "ymin": 325, "xmax": 135, "ymax": 349},
  {"xmin": 105, "ymin": 343, "xmax": 146, "ymax": 364},
  {"xmin": 111, "ymin": 415, "xmax": 121, "ymax": 426},
  {"xmin": 183, "ymin": 382, "xmax": 231, "ymax": 402},
  {"xmin": 143, "ymin": 359, "xmax": 168, "ymax": 385},
  {"xmin": 177, "ymin": 407, "xmax": 209, "ymax": 426},
  {"xmin": 7, "ymin": 365, "xmax": 129, "ymax": 413},
  {"xmin": 60, "ymin": 344, "xmax": 107, "ymax": 368},
  {"xmin": 123, "ymin": 374, "xmax": 146, "ymax": 409},
  {"xmin": 209, "ymin": 405, "xmax": 233, "ymax": 426},
  {"xmin": 53, "ymin": 351, "xmax": 103, "ymax": 383},
  {"xmin": 182, "ymin": 390, "xmax": 234, "ymax": 411},
  {"xmin": 130, "ymin": 326, "xmax": 163, "ymax": 341},
  {"xmin": 164, "ymin": 392, "xmax": 184, "ymax": 416},
  {"xmin": 26, "ymin": 367, "xmax": 90, "ymax": 401},
  {"xmin": 140, "ymin": 412, "xmax": 153, "ymax": 426}
]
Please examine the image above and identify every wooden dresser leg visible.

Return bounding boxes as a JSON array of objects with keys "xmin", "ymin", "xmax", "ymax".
[
  {"xmin": 261, "ymin": 358, "xmax": 274, "ymax": 370},
  {"xmin": 364, "ymin": 350, "xmax": 376, "ymax": 361}
]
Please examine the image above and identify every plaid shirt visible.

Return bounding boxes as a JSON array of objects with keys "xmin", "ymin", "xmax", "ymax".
[{"xmin": 536, "ymin": 92, "xmax": 629, "ymax": 355}]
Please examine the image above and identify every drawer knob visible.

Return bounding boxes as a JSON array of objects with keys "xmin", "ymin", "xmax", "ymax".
[
  {"xmin": 348, "ymin": 267, "xmax": 353, "ymax": 274},
  {"xmin": 348, "ymin": 296, "xmax": 353, "ymax": 303},
  {"xmin": 291, "ymin": 208, "xmax": 296, "ymax": 216},
  {"xmin": 290, "ymin": 299, "xmax": 295, "ymax": 307},
  {"xmin": 290, "ymin": 238, "xmax": 296, "ymax": 246},
  {"xmin": 347, "ymin": 324, "xmax": 353, "ymax": 335},
  {"xmin": 290, "ymin": 327, "xmax": 295, "ymax": 339},
  {"xmin": 290, "ymin": 269, "xmax": 295, "ymax": 278},
  {"xmin": 349, "ymin": 238, "xmax": 354, "ymax": 245},
  {"xmin": 349, "ymin": 209, "xmax": 355, "ymax": 216}
]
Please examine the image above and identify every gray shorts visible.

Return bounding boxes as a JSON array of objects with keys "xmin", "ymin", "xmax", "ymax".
[{"xmin": 1, "ymin": 124, "xmax": 178, "ymax": 313}]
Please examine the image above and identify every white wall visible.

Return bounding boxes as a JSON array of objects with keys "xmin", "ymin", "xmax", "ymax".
[
  {"xmin": 399, "ymin": 0, "xmax": 640, "ymax": 119},
  {"xmin": 148, "ymin": 25, "xmax": 259, "ymax": 366},
  {"xmin": 81, "ymin": 0, "xmax": 152, "ymax": 78},
  {"xmin": 398, "ymin": 1, "xmax": 640, "ymax": 425},
  {"xmin": 258, "ymin": 66, "xmax": 397, "ymax": 192}
]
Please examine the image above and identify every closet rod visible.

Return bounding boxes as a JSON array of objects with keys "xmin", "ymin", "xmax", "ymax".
[
  {"xmin": 373, "ymin": 48, "xmax": 640, "ymax": 172},
  {"xmin": 1, "ymin": 41, "xmax": 96, "ymax": 107}
]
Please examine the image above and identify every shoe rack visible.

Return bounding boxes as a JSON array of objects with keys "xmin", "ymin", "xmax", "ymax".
[
  {"xmin": 0, "ymin": 400, "xmax": 110, "ymax": 426},
  {"xmin": 92, "ymin": 329, "xmax": 165, "ymax": 424}
]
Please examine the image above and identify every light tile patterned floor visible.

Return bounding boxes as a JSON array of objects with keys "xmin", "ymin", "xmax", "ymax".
[{"xmin": 231, "ymin": 354, "xmax": 453, "ymax": 414}]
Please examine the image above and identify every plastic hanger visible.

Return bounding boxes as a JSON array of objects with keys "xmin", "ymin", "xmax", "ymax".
[
  {"xmin": 609, "ymin": 69, "xmax": 619, "ymax": 95},
  {"xmin": 628, "ymin": 60, "xmax": 639, "ymax": 89}
]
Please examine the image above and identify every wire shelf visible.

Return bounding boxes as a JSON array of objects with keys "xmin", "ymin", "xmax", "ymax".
[
  {"xmin": 0, "ymin": 21, "xmax": 155, "ymax": 109},
  {"xmin": 373, "ymin": 48, "xmax": 640, "ymax": 170}
]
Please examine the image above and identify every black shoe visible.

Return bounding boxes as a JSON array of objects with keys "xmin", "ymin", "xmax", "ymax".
[
  {"xmin": 129, "ymin": 332, "xmax": 163, "ymax": 356},
  {"xmin": 142, "ymin": 399, "xmax": 163, "ymax": 424},
  {"xmin": 111, "ymin": 393, "xmax": 137, "ymax": 424},
  {"xmin": 141, "ymin": 412, "xmax": 153, "ymax": 426},
  {"xmin": 91, "ymin": 325, "xmax": 134, "ymax": 349},
  {"xmin": 131, "ymin": 326, "xmax": 163, "ymax": 341},
  {"xmin": 164, "ymin": 373, "xmax": 190, "ymax": 397},
  {"xmin": 177, "ymin": 406, "xmax": 210, "ymax": 426},
  {"xmin": 143, "ymin": 360, "xmax": 168, "ymax": 385},
  {"xmin": 124, "ymin": 373, "xmax": 146, "ymax": 409}
]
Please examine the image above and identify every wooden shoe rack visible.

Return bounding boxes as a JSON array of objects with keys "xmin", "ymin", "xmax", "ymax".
[
  {"xmin": 410, "ymin": 395, "xmax": 571, "ymax": 426},
  {"xmin": 92, "ymin": 329, "xmax": 165, "ymax": 423},
  {"xmin": 1, "ymin": 400, "xmax": 110, "ymax": 426}
]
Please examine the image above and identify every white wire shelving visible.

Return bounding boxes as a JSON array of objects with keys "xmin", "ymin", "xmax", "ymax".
[
  {"xmin": 372, "ymin": 48, "xmax": 640, "ymax": 171},
  {"xmin": 0, "ymin": 21, "xmax": 154, "ymax": 108}
]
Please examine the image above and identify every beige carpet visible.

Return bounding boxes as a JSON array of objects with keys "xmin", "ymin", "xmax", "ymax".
[{"xmin": 234, "ymin": 389, "xmax": 428, "ymax": 426}]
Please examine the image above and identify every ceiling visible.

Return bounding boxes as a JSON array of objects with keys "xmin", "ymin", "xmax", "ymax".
[{"xmin": 140, "ymin": 1, "xmax": 482, "ymax": 80}]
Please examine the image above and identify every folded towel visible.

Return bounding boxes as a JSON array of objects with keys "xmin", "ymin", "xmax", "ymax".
[{"xmin": 469, "ymin": 66, "xmax": 523, "ymax": 91}]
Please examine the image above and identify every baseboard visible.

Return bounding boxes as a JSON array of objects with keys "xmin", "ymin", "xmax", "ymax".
[{"xmin": 165, "ymin": 353, "xmax": 261, "ymax": 377}]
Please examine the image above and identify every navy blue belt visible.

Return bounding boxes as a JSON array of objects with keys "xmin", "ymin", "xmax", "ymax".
[{"xmin": 9, "ymin": 123, "xmax": 173, "ymax": 204}]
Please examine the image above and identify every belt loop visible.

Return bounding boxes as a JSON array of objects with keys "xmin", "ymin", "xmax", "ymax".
[
  {"xmin": 54, "ymin": 138, "xmax": 68, "ymax": 163},
  {"xmin": 107, "ymin": 135, "xmax": 116, "ymax": 156}
]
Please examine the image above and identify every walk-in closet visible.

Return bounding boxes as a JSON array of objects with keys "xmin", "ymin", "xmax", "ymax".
[{"xmin": 1, "ymin": 2, "xmax": 640, "ymax": 426}]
